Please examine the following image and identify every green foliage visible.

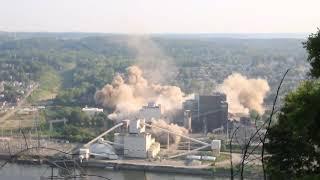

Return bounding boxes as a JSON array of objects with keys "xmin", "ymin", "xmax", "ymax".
[
  {"xmin": 266, "ymin": 29, "xmax": 320, "ymax": 178},
  {"xmin": 303, "ymin": 28, "xmax": 320, "ymax": 78},
  {"xmin": 2, "ymin": 84, "xmax": 23, "ymax": 102},
  {"xmin": 298, "ymin": 174, "xmax": 320, "ymax": 180},
  {"xmin": 0, "ymin": 59, "xmax": 43, "ymax": 82},
  {"xmin": 42, "ymin": 107, "xmax": 113, "ymax": 143},
  {"xmin": 0, "ymin": 36, "xmax": 133, "ymax": 105},
  {"xmin": 265, "ymin": 80, "xmax": 320, "ymax": 178},
  {"xmin": 28, "ymin": 67, "xmax": 61, "ymax": 102},
  {"xmin": 44, "ymin": 107, "xmax": 74, "ymax": 120},
  {"xmin": 54, "ymin": 58, "xmax": 131, "ymax": 106},
  {"xmin": 67, "ymin": 108, "xmax": 90, "ymax": 126},
  {"xmin": 92, "ymin": 112, "xmax": 112, "ymax": 127},
  {"xmin": 62, "ymin": 124, "xmax": 95, "ymax": 142},
  {"xmin": 0, "ymin": 34, "xmax": 308, "ymax": 105}
]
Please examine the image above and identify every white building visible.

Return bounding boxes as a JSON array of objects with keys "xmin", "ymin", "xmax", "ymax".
[
  {"xmin": 123, "ymin": 133, "xmax": 156, "ymax": 158},
  {"xmin": 211, "ymin": 140, "xmax": 221, "ymax": 155},
  {"xmin": 82, "ymin": 106, "xmax": 103, "ymax": 116},
  {"xmin": 114, "ymin": 118, "xmax": 160, "ymax": 158}
]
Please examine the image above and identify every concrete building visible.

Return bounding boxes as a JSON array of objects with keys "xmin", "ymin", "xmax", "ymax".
[
  {"xmin": 82, "ymin": 106, "xmax": 103, "ymax": 116},
  {"xmin": 123, "ymin": 133, "xmax": 157, "ymax": 158},
  {"xmin": 129, "ymin": 118, "xmax": 146, "ymax": 134},
  {"xmin": 138, "ymin": 102, "xmax": 162, "ymax": 122},
  {"xmin": 114, "ymin": 118, "xmax": 160, "ymax": 158},
  {"xmin": 183, "ymin": 93, "xmax": 228, "ymax": 133}
]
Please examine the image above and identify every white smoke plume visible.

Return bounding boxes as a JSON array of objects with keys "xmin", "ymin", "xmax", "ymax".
[
  {"xmin": 150, "ymin": 119, "xmax": 188, "ymax": 146},
  {"xmin": 216, "ymin": 73, "xmax": 270, "ymax": 115},
  {"xmin": 95, "ymin": 66, "xmax": 191, "ymax": 120},
  {"xmin": 126, "ymin": 35, "xmax": 178, "ymax": 83}
]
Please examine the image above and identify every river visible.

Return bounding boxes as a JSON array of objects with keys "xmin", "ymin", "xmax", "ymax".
[{"xmin": 0, "ymin": 162, "xmax": 228, "ymax": 180}]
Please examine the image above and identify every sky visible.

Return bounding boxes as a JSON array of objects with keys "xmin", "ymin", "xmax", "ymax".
[{"xmin": 0, "ymin": 0, "xmax": 319, "ymax": 34}]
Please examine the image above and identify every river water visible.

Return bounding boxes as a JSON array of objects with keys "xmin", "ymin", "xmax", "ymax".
[{"xmin": 0, "ymin": 162, "xmax": 228, "ymax": 180}]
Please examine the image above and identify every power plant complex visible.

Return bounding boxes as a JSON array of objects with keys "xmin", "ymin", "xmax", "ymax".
[
  {"xmin": 183, "ymin": 93, "xmax": 228, "ymax": 133},
  {"xmin": 78, "ymin": 93, "xmax": 226, "ymax": 169},
  {"xmin": 76, "ymin": 66, "xmax": 265, "ymax": 172}
]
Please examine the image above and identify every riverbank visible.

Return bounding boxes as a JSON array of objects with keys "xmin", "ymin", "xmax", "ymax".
[
  {"xmin": 0, "ymin": 161, "xmax": 218, "ymax": 180},
  {"xmin": 0, "ymin": 153, "xmax": 217, "ymax": 176},
  {"xmin": 81, "ymin": 159, "xmax": 214, "ymax": 176},
  {"xmin": 0, "ymin": 153, "xmax": 264, "ymax": 178}
]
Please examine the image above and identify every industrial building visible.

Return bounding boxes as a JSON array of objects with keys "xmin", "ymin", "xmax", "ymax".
[
  {"xmin": 82, "ymin": 106, "xmax": 103, "ymax": 116},
  {"xmin": 78, "ymin": 101, "xmax": 222, "ymax": 166},
  {"xmin": 80, "ymin": 118, "xmax": 161, "ymax": 160},
  {"xmin": 114, "ymin": 119, "xmax": 160, "ymax": 158},
  {"xmin": 138, "ymin": 102, "xmax": 162, "ymax": 122},
  {"xmin": 183, "ymin": 93, "xmax": 228, "ymax": 133}
]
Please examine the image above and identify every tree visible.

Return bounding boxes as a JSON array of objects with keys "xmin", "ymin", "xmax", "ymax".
[
  {"xmin": 62, "ymin": 125, "xmax": 95, "ymax": 142},
  {"xmin": 92, "ymin": 112, "xmax": 111, "ymax": 127},
  {"xmin": 67, "ymin": 109, "xmax": 90, "ymax": 126},
  {"xmin": 265, "ymin": 29, "xmax": 320, "ymax": 178},
  {"xmin": 3, "ymin": 84, "xmax": 22, "ymax": 103},
  {"xmin": 265, "ymin": 81, "xmax": 320, "ymax": 178},
  {"xmin": 303, "ymin": 28, "xmax": 320, "ymax": 78}
]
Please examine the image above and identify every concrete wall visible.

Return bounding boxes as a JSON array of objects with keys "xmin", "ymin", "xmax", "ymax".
[
  {"xmin": 114, "ymin": 133, "xmax": 124, "ymax": 150},
  {"xmin": 123, "ymin": 134, "xmax": 148, "ymax": 158}
]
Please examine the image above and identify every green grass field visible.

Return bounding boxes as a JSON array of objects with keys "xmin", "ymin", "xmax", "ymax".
[{"xmin": 28, "ymin": 68, "xmax": 61, "ymax": 103}]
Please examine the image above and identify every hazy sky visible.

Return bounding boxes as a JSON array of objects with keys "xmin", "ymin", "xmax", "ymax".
[{"xmin": 0, "ymin": 0, "xmax": 319, "ymax": 33}]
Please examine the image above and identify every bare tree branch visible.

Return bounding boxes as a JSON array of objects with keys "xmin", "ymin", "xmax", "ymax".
[
  {"xmin": 261, "ymin": 69, "xmax": 290, "ymax": 180},
  {"xmin": 230, "ymin": 126, "xmax": 240, "ymax": 180}
]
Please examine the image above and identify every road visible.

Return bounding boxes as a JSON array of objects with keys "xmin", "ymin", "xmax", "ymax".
[
  {"xmin": 0, "ymin": 83, "xmax": 39, "ymax": 123},
  {"xmin": 215, "ymin": 152, "xmax": 261, "ymax": 168}
]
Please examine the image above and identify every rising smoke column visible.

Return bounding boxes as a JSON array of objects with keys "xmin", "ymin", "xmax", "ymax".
[
  {"xmin": 217, "ymin": 73, "xmax": 270, "ymax": 115},
  {"xmin": 95, "ymin": 66, "xmax": 189, "ymax": 120},
  {"xmin": 126, "ymin": 35, "xmax": 178, "ymax": 84}
]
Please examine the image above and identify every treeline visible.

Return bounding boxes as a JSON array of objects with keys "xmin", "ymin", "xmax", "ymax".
[
  {"xmin": 0, "ymin": 59, "xmax": 43, "ymax": 82},
  {"xmin": 42, "ymin": 107, "xmax": 114, "ymax": 142},
  {"xmin": 54, "ymin": 58, "xmax": 132, "ymax": 106},
  {"xmin": 0, "ymin": 34, "xmax": 308, "ymax": 107},
  {"xmin": 0, "ymin": 36, "xmax": 135, "ymax": 104}
]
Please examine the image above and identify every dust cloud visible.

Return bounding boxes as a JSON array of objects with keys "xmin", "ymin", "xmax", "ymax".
[
  {"xmin": 126, "ymin": 35, "xmax": 177, "ymax": 83},
  {"xmin": 95, "ymin": 66, "xmax": 191, "ymax": 120},
  {"xmin": 150, "ymin": 119, "xmax": 188, "ymax": 146},
  {"xmin": 216, "ymin": 73, "xmax": 270, "ymax": 115}
]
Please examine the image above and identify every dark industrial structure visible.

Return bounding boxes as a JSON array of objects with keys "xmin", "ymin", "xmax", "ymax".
[{"xmin": 183, "ymin": 93, "xmax": 228, "ymax": 133}]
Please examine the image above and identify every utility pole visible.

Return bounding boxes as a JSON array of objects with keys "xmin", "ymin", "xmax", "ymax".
[{"xmin": 51, "ymin": 166, "xmax": 54, "ymax": 180}]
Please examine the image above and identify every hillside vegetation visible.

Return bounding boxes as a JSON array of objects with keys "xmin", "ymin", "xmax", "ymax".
[{"xmin": 0, "ymin": 34, "xmax": 308, "ymax": 108}]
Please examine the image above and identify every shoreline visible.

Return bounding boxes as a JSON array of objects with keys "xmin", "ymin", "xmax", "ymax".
[
  {"xmin": 81, "ymin": 159, "xmax": 215, "ymax": 176},
  {"xmin": 0, "ymin": 153, "xmax": 219, "ymax": 176}
]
